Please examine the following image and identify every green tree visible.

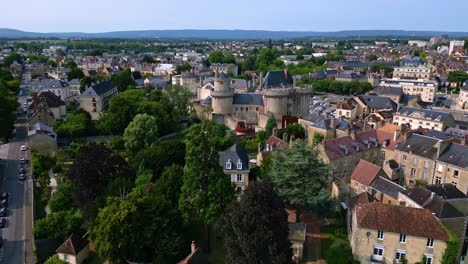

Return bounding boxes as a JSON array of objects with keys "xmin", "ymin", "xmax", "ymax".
[
  {"xmin": 34, "ymin": 210, "xmax": 84, "ymax": 240},
  {"xmin": 265, "ymin": 115, "xmax": 277, "ymax": 136},
  {"xmin": 48, "ymin": 180, "xmax": 73, "ymax": 213},
  {"xmin": 312, "ymin": 132, "xmax": 324, "ymax": 146},
  {"xmin": 123, "ymin": 114, "xmax": 158, "ymax": 155},
  {"xmin": 271, "ymin": 140, "xmax": 332, "ymax": 220},
  {"xmin": 175, "ymin": 63, "xmax": 192, "ymax": 74},
  {"xmin": 64, "ymin": 60, "xmax": 77, "ymax": 69},
  {"xmin": 208, "ymin": 50, "xmax": 225, "ymax": 64},
  {"xmin": 296, "ymin": 54, "xmax": 304, "ymax": 61},
  {"xmin": 0, "ymin": 90, "xmax": 19, "ymax": 141},
  {"xmin": 67, "ymin": 67, "xmax": 84, "ymax": 81},
  {"xmin": 142, "ymin": 55, "xmax": 155, "ymax": 63},
  {"xmin": 3, "ymin": 52, "xmax": 23, "ymax": 67},
  {"xmin": 110, "ymin": 68, "xmax": 136, "ymax": 92},
  {"xmin": 44, "ymin": 255, "xmax": 68, "ymax": 264},
  {"xmin": 132, "ymin": 70, "xmax": 142, "ymax": 80},
  {"xmin": 367, "ymin": 54, "xmax": 378, "ymax": 61},
  {"xmin": 219, "ymin": 181, "xmax": 292, "ymax": 264},
  {"xmin": 46, "ymin": 60, "xmax": 57, "ymax": 68},
  {"xmin": 284, "ymin": 123, "xmax": 305, "ymax": 139},
  {"xmin": 179, "ymin": 119, "xmax": 235, "ymax": 249},
  {"xmin": 53, "ymin": 109, "xmax": 94, "ymax": 138},
  {"xmin": 98, "ymin": 90, "xmax": 143, "ymax": 134},
  {"xmin": 162, "ymin": 85, "xmax": 192, "ymax": 122}
]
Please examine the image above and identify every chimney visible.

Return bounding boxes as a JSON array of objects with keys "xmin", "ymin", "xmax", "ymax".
[
  {"xmin": 363, "ymin": 119, "xmax": 367, "ymax": 132},
  {"xmin": 191, "ymin": 241, "xmax": 197, "ymax": 253},
  {"xmin": 350, "ymin": 130, "xmax": 356, "ymax": 140},
  {"xmin": 435, "ymin": 140, "xmax": 450, "ymax": 158},
  {"xmin": 272, "ymin": 128, "xmax": 277, "ymax": 137},
  {"xmin": 283, "ymin": 132, "xmax": 288, "ymax": 142},
  {"xmin": 430, "ymin": 192, "xmax": 436, "ymax": 199},
  {"xmin": 293, "ymin": 75, "xmax": 297, "ymax": 87},
  {"xmin": 259, "ymin": 72, "xmax": 264, "ymax": 90},
  {"xmin": 393, "ymin": 130, "xmax": 401, "ymax": 141}
]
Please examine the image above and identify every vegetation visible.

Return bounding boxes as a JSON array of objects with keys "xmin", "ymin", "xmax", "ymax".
[
  {"xmin": 34, "ymin": 209, "xmax": 85, "ymax": 241},
  {"xmin": 123, "ymin": 113, "xmax": 159, "ymax": 155},
  {"xmin": 320, "ymin": 222, "xmax": 352, "ymax": 264},
  {"xmin": 43, "ymin": 254, "xmax": 68, "ymax": 264},
  {"xmin": 53, "ymin": 109, "xmax": 94, "ymax": 138},
  {"xmin": 306, "ymin": 79, "xmax": 373, "ymax": 94},
  {"xmin": 0, "ymin": 68, "xmax": 20, "ymax": 141},
  {"xmin": 265, "ymin": 115, "xmax": 277, "ymax": 136},
  {"xmin": 441, "ymin": 226, "xmax": 459, "ymax": 264},
  {"xmin": 447, "ymin": 71, "xmax": 468, "ymax": 86},
  {"xmin": 284, "ymin": 123, "xmax": 305, "ymax": 139}
]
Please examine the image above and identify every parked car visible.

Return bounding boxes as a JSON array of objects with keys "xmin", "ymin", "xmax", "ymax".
[
  {"xmin": 19, "ymin": 167, "xmax": 25, "ymax": 173},
  {"xmin": 19, "ymin": 174, "xmax": 25, "ymax": 181},
  {"xmin": 1, "ymin": 193, "xmax": 8, "ymax": 200},
  {"xmin": 0, "ymin": 218, "xmax": 5, "ymax": 228},
  {"xmin": 20, "ymin": 145, "xmax": 27, "ymax": 151},
  {"xmin": 20, "ymin": 157, "xmax": 27, "ymax": 164},
  {"xmin": 0, "ymin": 208, "xmax": 7, "ymax": 217},
  {"xmin": 0, "ymin": 199, "xmax": 7, "ymax": 208}
]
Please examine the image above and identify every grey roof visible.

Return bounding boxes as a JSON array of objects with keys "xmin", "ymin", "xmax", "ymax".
[
  {"xmin": 357, "ymin": 95, "xmax": 398, "ymax": 112},
  {"xmin": 336, "ymin": 72, "xmax": 358, "ymax": 79},
  {"xmin": 313, "ymin": 117, "xmax": 360, "ymax": 131},
  {"xmin": 369, "ymin": 176, "xmax": 405, "ymax": 200},
  {"xmin": 200, "ymin": 96, "xmax": 212, "ymax": 105},
  {"xmin": 425, "ymin": 130, "xmax": 463, "ymax": 140},
  {"xmin": 401, "ymin": 187, "xmax": 464, "ymax": 219},
  {"xmin": 375, "ymin": 86, "xmax": 403, "ymax": 96},
  {"xmin": 233, "ymin": 94, "xmax": 263, "ymax": 105},
  {"xmin": 68, "ymin": 79, "xmax": 80, "ymax": 85},
  {"xmin": 219, "ymin": 144, "xmax": 250, "ymax": 172},
  {"xmin": 425, "ymin": 184, "xmax": 468, "ymax": 200},
  {"xmin": 396, "ymin": 107, "xmax": 451, "ymax": 122},
  {"xmin": 216, "ymin": 72, "xmax": 230, "ymax": 80},
  {"xmin": 231, "ymin": 79, "xmax": 248, "ymax": 90},
  {"xmin": 30, "ymin": 122, "xmax": 54, "ymax": 133},
  {"xmin": 400, "ymin": 56, "xmax": 424, "ymax": 66},
  {"xmin": 437, "ymin": 143, "xmax": 468, "ymax": 169},
  {"xmin": 303, "ymin": 113, "xmax": 326, "ymax": 123},
  {"xmin": 395, "ymin": 134, "xmax": 439, "ymax": 159},
  {"xmin": 30, "ymin": 78, "xmax": 68, "ymax": 90},
  {"xmin": 81, "ymin": 81, "xmax": 117, "ymax": 96},
  {"xmin": 460, "ymin": 84, "xmax": 468, "ymax": 92},
  {"xmin": 262, "ymin": 70, "xmax": 293, "ymax": 88}
]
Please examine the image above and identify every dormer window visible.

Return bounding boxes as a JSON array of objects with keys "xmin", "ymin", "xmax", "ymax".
[
  {"xmin": 226, "ymin": 160, "xmax": 232, "ymax": 170},
  {"xmin": 237, "ymin": 160, "xmax": 242, "ymax": 170}
]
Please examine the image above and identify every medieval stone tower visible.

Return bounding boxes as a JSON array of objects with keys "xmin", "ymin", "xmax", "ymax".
[{"xmin": 211, "ymin": 71, "xmax": 234, "ymax": 114}]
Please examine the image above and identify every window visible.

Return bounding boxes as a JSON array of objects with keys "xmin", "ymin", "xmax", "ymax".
[
  {"xmin": 380, "ymin": 151, "xmax": 385, "ymax": 159},
  {"xmin": 427, "ymin": 238, "xmax": 434, "ymax": 248},
  {"xmin": 422, "ymin": 171, "xmax": 427, "ymax": 180},
  {"xmin": 452, "ymin": 182, "xmax": 457, "ymax": 187},
  {"xmin": 454, "ymin": 170, "xmax": 459, "ymax": 178},
  {"xmin": 435, "ymin": 177, "xmax": 441, "ymax": 184},
  {"xmin": 361, "ymin": 185, "xmax": 366, "ymax": 192},
  {"xmin": 412, "ymin": 157, "xmax": 417, "ymax": 165},
  {"xmin": 410, "ymin": 168, "xmax": 416, "ymax": 176},
  {"xmin": 395, "ymin": 250, "xmax": 406, "ymax": 261},
  {"xmin": 237, "ymin": 174, "xmax": 242, "ymax": 182},
  {"xmin": 373, "ymin": 246, "xmax": 384, "ymax": 260},
  {"xmin": 423, "ymin": 161, "xmax": 429, "ymax": 168},
  {"xmin": 225, "ymin": 160, "xmax": 232, "ymax": 170},
  {"xmin": 237, "ymin": 160, "xmax": 242, "ymax": 170},
  {"xmin": 354, "ymin": 182, "xmax": 359, "ymax": 188},
  {"xmin": 402, "ymin": 154, "xmax": 407, "ymax": 161},
  {"xmin": 437, "ymin": 164, "xmax": 443, "ymax": 172},
  {"xmin": 236, "ymin": 187, "xmax": 242, "ymax": 193},
  {"xmin": 425, "ymin": 255, "xmax": 433, "ymax": 264},
  {"xmin": 377, "ymin": 230, "xmax": 384, "ymax": 240},
  {"xmin": 399, "ymin": 234, "xmax": 406, "ymax": 243}
]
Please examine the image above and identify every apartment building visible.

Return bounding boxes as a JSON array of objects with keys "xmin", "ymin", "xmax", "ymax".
[
  {"xmin": 380, "ymin": 79, "xmax": 437, "ymax": 102},
  {"xmin": 392, "ymin": 107, "xmax": 455, "ymax": 131},
  {"xmin": 79, "ymin": 81, "xmax": 118, "ymax": 120},
  {"xmin": 393, "ymin": 66, "xmax": 432, "ymax": 80},
  {"xmin": 219, "ymin": 144, "xmax": 250, "ymax": 193}
]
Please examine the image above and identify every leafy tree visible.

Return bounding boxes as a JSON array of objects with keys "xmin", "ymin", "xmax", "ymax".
[
  {"xmin": 162, "ymin": 85, "xmax": 192, "ymax": 122},
  {"xmin": 179, "ymin": 119, "xmax": 235, "ymax": 249},
  {"xmin": 175, "ymin": 63, "xmax": 192, "ymax": 74},
  {"xmin": 79, "ymin": 75, "xmax": 107, "ymax": 92},
  {"xmin": 312, "ymin": 132, "xmax": 324, "ymax": 146},
  {"xmin": 98, "ymin": 90, "xmax": 142, "ymax": 134},
  {"xmin": 257, "ymin": 48, "xmax": 284, "ymax": 72},
  {"xmin": 110, "ymin": 68, "xmax": 136, "ymax": 92},
  {"xmin": 142, "ymin": 55, "xmax": 155, "ymax": 63},
  {"xmin": 208, "ymin": 50, "xmax": 225, "ymax": 64},
  {"xmin": 64, "ymin": 60, "xmax": 77, "ymax": 69},
  {"xmin": 296, "ymin": 54, "xmax": 304, "ymax": 61},
  {"xmin": 218, "ymin": 181, "xmax": 292, "ymax": 264},
  {"xmin": 66, "ymin": 143, "xmax": 134, "ymax": 217},
  {"xmin": 67, "ymin": 67, "xmax": 84, "ymax": 81},
  {"xmin": 367, "ymin": 54, "xmax": 378, "ymax": 61},
  {"xmin": 53, "ymin": 109, "xmax": 94, "ymax": 138},
  {"xmin": 284, "ymin": 123, "xmax": 305, "ymax": 139},
  {"xmin": 271, "ymin": 140, "xmax": 332, "ymax": 220},
  {"xmin": 265, "ymin": 115, "xmax": 277, "ymax": 136},
  {"xmin": 3, "ymin": 52, "xmax": 23, "ymax": 66},
  {"xmin": 48, "ymin": 181, "xmax": 73, "ymax": 213},
  {"xmin": 46, "ymin": 60, "xmax": 57, "ymax": 68},
  {"xmin": 123, "ymin": 114, "xmax": 158, "ymax": 155},
  {"xmin": 132, "ymin": 70, "xmax": 142, "ymax": 80},
  {"xmin": 0, "ymin": 90, "xmax": 19, "ymax": 140},
  {"xmin": 44, "ymin": 254, "xmax": 68, "ymax": 264},
  {"xmin": 447, "ymin": 71, "xmax": 468, "ymax": 86},
  {"xmin": 34, "ymin": 210, "xmax": 84, "ymax": 240}
]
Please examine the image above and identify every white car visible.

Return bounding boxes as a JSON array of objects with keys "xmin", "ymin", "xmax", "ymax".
[
  {"xmin": 20, "ymin": 157, "xmax": 27, "ymax": 164},
  {"xmin": 20, "ymin": 145, "xmax": 27, "ymax": 151}
]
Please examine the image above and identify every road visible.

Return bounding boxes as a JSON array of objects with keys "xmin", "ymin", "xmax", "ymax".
[{"xmin": 0, "ymin": 83, "xmax": 34, "ymax": 263}]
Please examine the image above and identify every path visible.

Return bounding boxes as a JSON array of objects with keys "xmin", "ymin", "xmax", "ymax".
[{"xmin": 301, "ymin": 213, "xmax": 327, "ymax": 264}]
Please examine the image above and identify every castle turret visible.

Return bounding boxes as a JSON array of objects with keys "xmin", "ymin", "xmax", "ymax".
[{"xmin": 211, "ymin": 72, "xmax": 234, "ymax": 114}]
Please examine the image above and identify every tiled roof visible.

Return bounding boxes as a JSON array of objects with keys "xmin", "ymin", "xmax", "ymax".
[
  {"xmin": 265, "ymin": 135, "xmax": 289, "ymax": 150},
  {"xmin": 219, "ymin": 144, "xmax": 250, "ymax": 172},
  {"xmin": 396, "ymin": 107, "xmax": 451, "ymax": 122},
  {"xmin": 369, "ymin": 176, "xmax": 405, "ymax": 199},
  {"xmin": 347, "ymin": 192, "xmax": 377, "ymax": 209},
  {"xmin": 395, "ymin": 134, "xmax": 439, "ymax": 159},
  {"xmin": 356, "ymin": 95, "xmax": 398, "ymax": 112},
  {"xmin": 29, "ymin": 91, "xmax": 65, "ymax": 109},
  {"xmin": 351, "ymin": 160, "xmax": 382, "ymax": 186},
  {"xmin": 262, "ymin": 70, "xmax": 293, "ymax": 88},
  {"xmin": 401, "ymin": 187, "xmax": 464, "ymax": 219},
  {"xmin": 375, "ymin": 86, "xmax": 403, "ymax": 96},
  {"xmin": 356, "ymin": 203, "xmax": 449, "ymax": 241},
  {"xmin": 56, "ymin": 235, "xmax": 88, "ymax": 256},
  {"xmin": 233, "ymin": 94, "xmax": 263, "ymax": 105},
  {"xmin": 81, "ymin": 81, "xmax": 117, "ymax": 96}
]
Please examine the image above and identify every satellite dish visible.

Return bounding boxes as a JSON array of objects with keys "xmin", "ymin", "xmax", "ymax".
[{"xmin": 366, "ymin": 232, "xmax": 372, "ymax": 237}]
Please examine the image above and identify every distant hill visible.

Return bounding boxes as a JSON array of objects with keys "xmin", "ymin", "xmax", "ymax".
[{"xmin": 1, "ymin": 28, "xmax": 468, "ymax": 39}]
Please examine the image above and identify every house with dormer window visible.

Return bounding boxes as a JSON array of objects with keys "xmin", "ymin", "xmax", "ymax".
[{"xmin": 219, "ymin": 144, "xmax": 250, "ymax": 193}]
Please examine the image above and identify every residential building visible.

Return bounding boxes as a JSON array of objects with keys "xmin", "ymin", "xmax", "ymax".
[
  {"xmin": 457, "ymin": 84, "xmax": 468, "ymax": 109},
  {"xmin": 354, "ymin": 95, "xmax": 398, "ymax": 118},
  {"xmin": 28, "ymin": 91, "xmax": 66, "ymax": 121},
  {"xmin": 380, "ymin": 79, "xmax": 437, "ymax": 102},
  {"xmin": 393, "ymin": 66, "xmax": 432, "ymax": 80},
  {"xmin": 289, "ymin": 223, "xmax": 307, "ymax": 263},
  {"xmin": 56, "ymin": 235, "xmax": 89, "ymax": 264},
  {"xmin": 336, "ymin": 98, "xmax": 358, "ymax": 120},
  {"xmin": 394, "ymin": 133, "xmax": 468, "ymax": 194},
  {"xmin": 79, "ymin": 81, "xmax": 118, "ymax": 120},
  {"xmin": 449, "ymin": 40, "xmax": 465, "ymax": 55},
  {"xmin": 350, "ymin": 203, "xmax": 449, "ymax": 264},
  {"xmin": 400, "ymin": 56, "xmax": 424, "ymax": 67},
  {"xmin": 374, "ymin": 86, "xmax": 403, "ymax": 105},
  {"xmin": 256, "ymin": 134, "xmax": 289, "ymax": 166},
  {"xmin": 30, "ymin": 77, "xmax": 71, "ymax": 100},
  {"xmin": 219, "ymin": 144, "xmax": 250, "ymax": 193},
  {"xmin": 210, "ymin": 63, "xmax": 238, "ymax": 77},
  {"xmin": 393, "ymin": 107, "xmax": 455, "ymax": 131},
  {"xmin": 28, "ymin": 122, "xmax": 57, "ymax": 155}
]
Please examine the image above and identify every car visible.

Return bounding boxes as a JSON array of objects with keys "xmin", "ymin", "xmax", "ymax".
[
  {"xmin": 19, "ymin": 167, "xmax": 25, "ymax": 173},
  {"xmin": 20, "ymin": 145, "xmax": 27, "ymax": 151},
  {"xmin": 20, "ymin": 157, "xmax": 27, "ymax": 164},
  {"xmin": 0, "ymin": 218, "xmax": 5, "ymax": 229},
  {"xmin": 19, "ymin": 174, "xmax": 25, "ymax": 181},
  {"xmin": 0, "ymin": 199, "xmax": 7, "ymax": 208},
  {"xmin": 1, "ymin": 193, "xmax": 8, "ymax": 200},
  {"xmin": 0, "ymin": 208, "xmax": 6, "ymax": 217}
]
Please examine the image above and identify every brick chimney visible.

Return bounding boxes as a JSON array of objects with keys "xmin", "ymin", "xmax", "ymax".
[
  {"xmin": 393, "ymin": 130, "xmax": 401, "ymax": 141},
  {"xmin": 191, "ymin": 241, "xmax": 197, "ymax": 253},
  {"xmin": 435, "ymin": 140, "xmax": 450, "ymax": 158}
]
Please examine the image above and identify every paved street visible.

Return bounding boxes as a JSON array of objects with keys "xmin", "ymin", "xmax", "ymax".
[{"xmin": 0, "ymin": 84, "xmax": 34, "ymax": 263}]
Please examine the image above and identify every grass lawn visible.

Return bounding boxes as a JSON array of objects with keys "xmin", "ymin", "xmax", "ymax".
[{"xmin": 320, "ymin": 223, "xmax": 352, "ymax": 264}]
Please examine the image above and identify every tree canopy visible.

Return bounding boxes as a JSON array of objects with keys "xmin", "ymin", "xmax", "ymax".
[{"xmin": 123, "ymin": 113, "xmax": 159, "ymax": 155}]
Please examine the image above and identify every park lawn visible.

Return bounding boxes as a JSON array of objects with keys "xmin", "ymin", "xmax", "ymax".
[{"xmin": 320, "ymin": 223, "xmax": 352, "ymax": 264}]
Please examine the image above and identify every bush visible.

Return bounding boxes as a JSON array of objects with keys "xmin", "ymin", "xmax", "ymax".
[
  {"xmin": 34, "ymin": 210, "xmax": 84, "ymax": 241},
  {"xmin": 48, "ymin": 181, "xmax": 73, "ymax": 213}
]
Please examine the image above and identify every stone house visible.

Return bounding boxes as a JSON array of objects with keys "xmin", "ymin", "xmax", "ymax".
[
  {"xmin": 56, "ymin": 235, "xmax": 89, "ymax": 264},
  {"xmin": 219, "ymin": 144, "xmax": 250, "ymax": 193},
  {"xmin": 79, "ymin": 81, "xmax": 118, "ymax": 120}
]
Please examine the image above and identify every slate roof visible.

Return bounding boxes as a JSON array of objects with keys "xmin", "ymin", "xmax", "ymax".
[
  {"xmin": 425, "ymin": 184, "xmax": 468, "ymax": 200},
  {"xmin": 369, "ymin": 176, "xmax": 405, "ymax": 199},
  {"xmin": 30, "ymin": 122, "xmax": 54, "ymax": 133},
  {"xmin": 401, "ymin": 187, "xmax": 464, "ymax": 219},
  {"xmin": 81, "ymin": 81, "xmax": 117, "ymax": 96},
  {"xmin": 356, "ymin": 203, "xmax": 449, "ymax": 241},
  {"xmin": 231, "ymin": 79, "xmax": 248, "ymax": 90},
  {"xmin": 200, "ymin": 96, "xmax": 212, "ymax": 105},
  {"xmin": 219, "ymin": 144, "xmax": 250, "ymax": 172},
  {"xmin": 395, "ymin": 134, "xmax": 439, "ymax": 159},
  {"xmin": 351, "ymin": 160, "xmax": 382, "ymax": 186},
  {"xmin": 437, "ymin": 143, "xmax": 468, "ymax": 168},
  {"xmin": 265, "ymin": 135, "xmax": 290, "ymax": 150},
  {"xmin": 357, "ymin": 95, "xmax": 398, "ymax": 112},
  {"xmin": 56, "ymin": 234, "xmax": 88, "ymax": 256},
  {"xmin": 29, "ymin": 91, "xmax": 65, "ymax": 109},
  {"xmin": 425, "ymin": 130, "xmax": 463, "ymax": 140},
  {"xmin": 262, "ymin": 70, "xmax": 293, "ymax": 88},
  {"xmin": 400, "ymin": 56, "xmax": 424, "ymax": 66},
  {"xmin": 461, "ymin": 84, "xmax": 468, "ymax": 92},
  {"xmin": 30, "ymin": 78, "xmax": 68, "ymax": 90},
  {"xmin": 233, "ymin": 94, "xmax": 263, "ymax": 105},
  {"xmin": 396, "ymin": 107, "xmax": 451, "ymax": 121},
  {"xmin": 68, "ymin": 79, "xmax": 80, "ymax": 85},
  {"xmin": 375, "ymin": 86, "xmax": 403, "ymax": 96},
  {"xmin": 313, "ymin": 117, "xmax": 361, "ymax": 131}
]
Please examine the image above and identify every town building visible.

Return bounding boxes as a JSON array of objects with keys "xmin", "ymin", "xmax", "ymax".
[
  {"xmin": 457, "ymin": 84, "xmax": 468, "ymax": 109},
  {"xmin": 379, "ymin": 79, "xmax": 437, "ymax": 102},
  {"xmin": 79, "ymin": 81, "xmax": 118, "ymax": 120},
  {"xmin": 30, "ymin": 77, "xmax": 72, "ymax": 100},
  {"xmin": 219, "ymin": 144, "xmax": 250, "ymax": 193},
  {"xmin": 256, "ymin": 134, "xmax": 289, "ymax": 166},
  {"xmin": 392, "ymin": 107, "xmax": 455, "ymax": 131},
  {"xmin": 28, "ymin": 91, "xmax": 66, "ymax": 123},
  {"xmin": 449, "ymin": 40, "xmax": 465, "ymax": 55},
  {"xmin": 56, "ymin": 235, "xmax": 89, "ymax": 264},
  {"xmin": 392, "ymin": 66, "xmax": 432, "ymax": 80}
]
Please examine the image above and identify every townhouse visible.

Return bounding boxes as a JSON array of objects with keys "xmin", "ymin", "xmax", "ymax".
[
  {"xmin": 392, "ymin": 107, "xmax": 455, "ymax": 132},
  {"xmin": 219, "ymin": 144, "xmax": 250, "ymax": 193},
  {"xmin": 79, "ymin": 81, "xmax": 118, "ymax": 120}
]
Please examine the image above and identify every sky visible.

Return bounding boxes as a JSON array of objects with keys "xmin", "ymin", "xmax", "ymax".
[{"xmin": 2, "ymin": 0, "xmax": 468, "ymax": 32}]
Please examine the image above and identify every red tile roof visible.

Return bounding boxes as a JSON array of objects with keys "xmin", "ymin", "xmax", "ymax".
[
  {"xmin": 356, "ymin": 203, "xmax": 449, "ymax": 241},
  {"xmin": 56, "ymin": 235, "xmax": 88, "ymax": 256},
  {"xmin": 265, "ymin": 135, "xmax": 289, "ymax": 150},
  {"xmin": 350, "ymin": 160, "xmax": 381, "ymax": 186}
]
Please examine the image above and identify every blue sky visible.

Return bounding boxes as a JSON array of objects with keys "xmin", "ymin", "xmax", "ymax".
[{"xmin": 2, "ymin": 0, "xmax": 467, "ymax": 32}]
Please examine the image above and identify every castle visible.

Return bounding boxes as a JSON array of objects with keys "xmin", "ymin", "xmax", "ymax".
[{"xmin": 194, "ymin": 70, "xmax": 313, "ymax": 131}]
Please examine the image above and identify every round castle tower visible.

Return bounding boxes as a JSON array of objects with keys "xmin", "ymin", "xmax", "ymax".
[{"xmin": 211, "ymin": 71, "xmax": 234, "ymax": 114}]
